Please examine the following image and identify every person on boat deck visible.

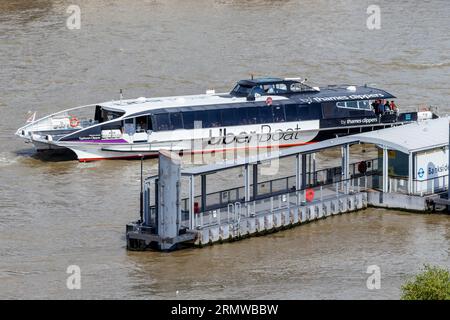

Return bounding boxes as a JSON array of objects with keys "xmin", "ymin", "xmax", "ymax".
[
  {"xmin": 390, "ymin": 101, "xmax": 398, "ymax": 112},
  {"xmin": 380, "ymin": 100, "xmax": 387, "ymax": 113},
  {"xmin": 384, "ymin": 100, "xmax": 391, "ymax": 112},
  {"xmin": 371, "ymin": 100, "xmax": 380, "ymax": 114},
  {"xmin": 377, "ymin": 100, "xmax": 385, "ymax": 114}
]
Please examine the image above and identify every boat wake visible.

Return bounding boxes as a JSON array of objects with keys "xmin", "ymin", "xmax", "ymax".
[{"xmin": 0, "ymin": 152, "xmax": 21, "ymax": 167}]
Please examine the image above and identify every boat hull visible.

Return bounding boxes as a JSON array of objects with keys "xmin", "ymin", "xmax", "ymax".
[{"xmin": 36, "ymin": 129, "xmax": 320, "ymax": 161}]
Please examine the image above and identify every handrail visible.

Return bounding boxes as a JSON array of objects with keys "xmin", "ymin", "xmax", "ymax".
[
  {"xmin": 177, "ymin": 159, "xmax": 379, "ymax": 212},
  {"xmin": 16, "ymin": 103, "xmax": 98, "ymax": 133}
]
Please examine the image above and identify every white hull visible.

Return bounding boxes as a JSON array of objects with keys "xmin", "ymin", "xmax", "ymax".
[{"xmin": 33, "ymin": 128, "xmax": 319, "ymax": 161}]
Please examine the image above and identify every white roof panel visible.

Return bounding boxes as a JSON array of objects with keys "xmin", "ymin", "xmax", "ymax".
[{"xmin": 346, "ymin": 117, "xmax": 449, "ymax": 153}]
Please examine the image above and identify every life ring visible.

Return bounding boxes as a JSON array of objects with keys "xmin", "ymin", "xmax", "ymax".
[
  {"xmin": 69, "ymin": 116, "xmax": 80, "ymax": 128},
  {"xmin": 358, "ymin": 161, "xmax": 367, "ymax": 174},
  {"xmin": 305, "ymin": 188, "xmax": 315, "ymax": 202}
]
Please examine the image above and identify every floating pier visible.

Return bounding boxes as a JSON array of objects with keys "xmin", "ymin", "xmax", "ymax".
[{"xmin": 127, "ymin": 118, "xmax": 450, "ymax": 251}]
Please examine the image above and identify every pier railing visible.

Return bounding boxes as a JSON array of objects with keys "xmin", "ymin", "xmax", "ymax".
[
  {"xmin": 144, "ymin": 158, "xmax": 380, "ymax": 229},
  {"xmin": 191, "ymin": 174, "xmax": 373, "ymax": 229},
  {"xmin": 386, "ymin": 174, "xmax": 448, "ymax": 196},
  {"xmin": 183, "ymin": 157, "xmax": 379, "ymax": 213}
]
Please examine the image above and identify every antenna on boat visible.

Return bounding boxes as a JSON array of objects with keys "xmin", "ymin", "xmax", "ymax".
[
  {"xmin": 119, "ymin": 89, "xmax": 123, "ymax": 105},
  {"xmin": 250, "ymin": 73, "xmax": 254, "ymax": 80}
]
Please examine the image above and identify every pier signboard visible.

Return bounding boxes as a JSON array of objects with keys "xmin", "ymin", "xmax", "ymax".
[{"xmin": 414, "ymin": 148, "xmax": 448, "ymax": 193}]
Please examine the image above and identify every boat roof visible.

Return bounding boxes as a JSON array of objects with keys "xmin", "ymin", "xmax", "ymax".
[
  {"xmin": 99, "ymin": 77, "xmax": 396, "ymax": 117},
  {"xmin": 237, "ymin": 77, "xmax": 298, "ymax": 86}
]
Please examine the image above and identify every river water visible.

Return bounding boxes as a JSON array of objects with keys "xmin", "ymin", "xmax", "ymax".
[{"xmin": 0, "ymin": 0, "xmax": 449, "ymax": 299}]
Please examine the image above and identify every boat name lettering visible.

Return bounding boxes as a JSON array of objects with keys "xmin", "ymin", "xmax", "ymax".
[
  {"xmin": 207, "ymin": 124, "xmax": 302, "ymax": 145},
  {"xmin": 310, "ymin": 93, "xmax": 385, "ymax": 103},
  {"xmin": 79, "ymin": 135, "xmax": 101, "ymax": 140},
  {"xmin": 340, "ymin": 118, "xmax": 378, "ymax": 125}
]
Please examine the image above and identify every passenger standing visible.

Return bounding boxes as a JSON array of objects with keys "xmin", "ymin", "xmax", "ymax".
[
  {"xmin": 378, "ymin": 100, "xmax": 385, "ymax": 114},
  {"xmin": 390, "ymin": 101, "xmax": 397, "ymax": 112},
  {"xmin": 372, "ymin": 100, "xmax": 380, "ymax": 115},
  {"xmin": 384, "ymin": 100, "xmax": 391, "ymax": 112}
]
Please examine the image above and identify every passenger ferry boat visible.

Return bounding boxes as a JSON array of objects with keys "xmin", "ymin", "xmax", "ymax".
[{"xmin": 16, "ymin": 77, "xmax": 437, "ymax": 161}]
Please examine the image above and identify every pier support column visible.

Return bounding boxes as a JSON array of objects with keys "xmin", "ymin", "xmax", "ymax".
[
  {"xmin": 382, "ymin": 146, "xmax": 389, "ymax": 193},
  {"xmin": 252, "ymin": 164, "xmax": 258, "ymax": 201},
  {"xmin": 295, "ymin": 155, "xmax": 301, "ymax": 205},
  {"xmin": 307, "ymin": 153, "xmax": 312, "ymax": 185},
  {"xmin": 244, "ymin": 164, "xmax": 251, "ymax": 203},
  {"xmin": 312, "ymin": 153, "xmax": 316, "ymax": 185},
  {"xmin": 408, "ymin": 152, "xmax": 413, "ymax": 194},
  {"xmin": 158, "ymin": 150, "xmax": 182, "ymax": 251},
  {"xmin": 201, "ymin": 174, "xmax": 206, "ymax": 214},
  {"xmin": 189, "ymin": 175, "xmax": 195, "ymax": 231},
  {"xmin": 301, "ymin": 154, "xmax": 307, "ymax": 188},
  {"xmin": 342, "ymin": 144, "xmax": 350, "ymax": 194},
  {"xmin": 301, "ymin": 154, "xmax": 307, "ymax": 203}
]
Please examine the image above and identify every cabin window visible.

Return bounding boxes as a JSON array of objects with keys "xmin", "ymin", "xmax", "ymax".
[
  {"xmin": 169, "ymin": 112, "xmax": 183, "ymax": 130},
  {"xmin": 285, "ymin": 104, "xmax": 299, "ymax": 121},
  {"xmin": 272, "ymin": 105, "xmax": 285, "ymax": 122},
  {"xmin": 357, "ymin": 100, "xmax": 371, "ymax": 110},
  {"xmin": 193, "ymin": 111, "xmax": 208, "ymax": 128},
  {"xmin": 154, "ymin": 113, "xmax": 170, "ymax": 131},
  {"xmin": 245, "ymin": 108, "xmax": 259, "ymax": 125},
  {"xmin": 206, "ymin": 110, "xmax": 221, "ymax": 127},
  {"xmin": 136, "ymin": 116, "xmax": 149, "ymax": 132},
  {"xmin": 336, "ymin": 100, "xmax": 371, "ymax": 111},
  {"xmin": 182, "ymin": 112, "xmax": 195, "ymax": 129},
  {"xmin": 309, "ymin": 103, "xmax": 322, "ymax": 119},
  {"xmin": 231, "ymin": 84, "xmax": 253, "ymax": 97},
  {"xmin": 298, "ymin": 106, "xmax": 311, "ymax": 120},
  {"xmin": 274, "ymin": 84, "xmax": 287, "ymax": 93},
  {"xmin": 123, "ymin": 118, "xmax": 135, "ymax": 135},
  {"xmin": 220, "ymin": 108, "xmax": 238, "ymax": 126},
  {"xmin": 100, "ymin": 109, "xmax": 124, "ymax": 122},
  {"xmin": 259, "ymin": 107, "xmax": 273, "ymax": 123}
]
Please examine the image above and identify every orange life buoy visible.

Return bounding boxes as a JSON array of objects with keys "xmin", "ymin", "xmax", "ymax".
[
  {"xmin": 69, "ymin": 116, "xmax": 80, "ymax": 128},
  {"xmin": 305, "ymin": 188, "xmax": 315, "ymax": 202}
]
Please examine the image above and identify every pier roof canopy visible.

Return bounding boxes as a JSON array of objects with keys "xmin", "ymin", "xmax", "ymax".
[{"xmin": 345, "ymin": 117, "xmax": 449, "ymax": 154}]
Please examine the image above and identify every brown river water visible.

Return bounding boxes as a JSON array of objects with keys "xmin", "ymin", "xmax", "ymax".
[{"xmin": 0, "ymin": 0, "xmax": 449, "ymax": 299}]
